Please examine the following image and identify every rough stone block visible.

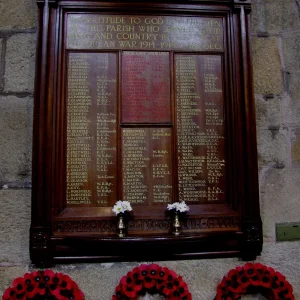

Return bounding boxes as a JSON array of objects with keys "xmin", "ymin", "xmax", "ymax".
[
  {"xmin": 255, "ymin": 94, "xmax": 281, "ymax": 129},
  {"xmin": 0, "ymin": 190, "xmax": 31, "ymax": 264},
  {"xmin": 257, "ymin": 128, "xmax": 288, "ymax": 166},
  {"xmin": 0, "ymin": 38, "xmax": 3, "ymax": 90},
  {"xmin": 282, "ymin": 31, "xmax": 300, "ymax": 71},
  {"xmin": 260, "ymin": 168, "xmax": 300, "ymax": 241},
  {"xmin": 251, "ymin": 3, "xmax": 265, "ymax": 34},
  {"xmin": 280, "ymin": 92, "xmax": 300, "ymax": 125},
  {"xmin": 286, "ymin": 71, "xmax": 300, "ymax": 101},
  {"xmin": 4, "ymin": 33, "xmax": 36, "ymax": 93},
  {"xmin": 291, "ymin": 129, "xmax": 300, "ymax": 165},
  {"xmin": 0, "ymin": 0, "xmax": 37, "ymax": 29},
  {"xmin": 264, "ymin": 0, "xmax": 300, "ymax": 33},
  {"xmin": 0, "ymin": 96, "xmax": 33, "ymax": 182},
  {"xmin": 252, "ymin": 37, "xmax": 282, "ymax": 95}
]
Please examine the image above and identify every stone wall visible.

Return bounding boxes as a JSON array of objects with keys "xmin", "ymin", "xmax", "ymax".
[{"xmin": 0, "ymin": 1, "xmax": 300, "ymax": 299}]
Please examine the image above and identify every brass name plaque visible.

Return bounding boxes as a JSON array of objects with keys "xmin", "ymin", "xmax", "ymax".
[{"xmin": 67, "ymin": 14, "xmax": 224, "ymax": 51}]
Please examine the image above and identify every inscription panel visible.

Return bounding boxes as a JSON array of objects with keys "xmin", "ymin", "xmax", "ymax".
[
  {"xmin": 175, "ymin": 54, "xmax": 225, "ymax": 203},
  {"xmin": 122, "ymin": 51, "xmax": 171, "ymax": 123},
  {"xmin": 66, "ymin": 52, "xmax": 117, "ymax": 206},
  {"xmin": 67, "ymin": 15, "xmax": 224, "ymax": 51},
  {"xmin": 122, "ymin": 128, "xmax": 173, "ymax": 204}
]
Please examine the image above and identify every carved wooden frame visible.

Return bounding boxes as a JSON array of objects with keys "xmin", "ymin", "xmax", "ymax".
[{"xmin": 30, "ymin": 0, "xmax": 262, "ymax": 265}]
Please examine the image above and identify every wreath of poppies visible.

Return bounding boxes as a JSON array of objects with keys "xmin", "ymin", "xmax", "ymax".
[
  {"xmin": 112, "ymin": 264, "xmax": 192, "ymax": 300},
  {"xmin": 2, "ymin": 270, "xmax": 84, "ymax": 300},
  {"xmin": 215, "ymin": 263, "xmax": 294, "ymax": 300}
]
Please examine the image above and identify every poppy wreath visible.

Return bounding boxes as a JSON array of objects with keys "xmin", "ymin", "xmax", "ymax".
[
  {"xmin": 112, "ymin": 264, "xmax": 192, "ymax": 300},
  {"xmin": 215, "ymin": 263, "xmax": 294, "ymax": 300},
  {"xmin": 2, "ymin": 270, "xmax": 84, "ymax": 300}
]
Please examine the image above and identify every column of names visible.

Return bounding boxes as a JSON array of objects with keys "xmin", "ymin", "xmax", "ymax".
[
  {"xmin": 67, "ymin": 53, "xmax": 93, "ymax": 204},
  {"xmin": 96, "ymin": 53, "xmax": 118, "ymax": 205},
  {"xmin": 176, "ymin": 54, "xmax": 225, "ymax": 203}
]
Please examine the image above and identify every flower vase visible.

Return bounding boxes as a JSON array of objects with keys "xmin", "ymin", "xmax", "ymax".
[
  {"xmin": 172, "ymin": 212, "xmax": 181, "ymax": 236},
  {"xmin": 117, "ymin": 214, "xmax": 127, "ymax": 237}
]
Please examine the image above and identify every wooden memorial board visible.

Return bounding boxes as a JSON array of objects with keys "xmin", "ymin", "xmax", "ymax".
[{"xmin": 31, "ymin": 0, "xmax": 262, "ymax": 265}]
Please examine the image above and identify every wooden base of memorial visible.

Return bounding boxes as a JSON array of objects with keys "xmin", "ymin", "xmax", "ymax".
[{"xmin": 30, "ymin": 0, "xmax": 262, "ymax": 266}]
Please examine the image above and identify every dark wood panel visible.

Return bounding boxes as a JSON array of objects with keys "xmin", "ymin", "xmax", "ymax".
[{"xmin": 30, "ymin": 0, "xmax": 262, "ymax": 265}]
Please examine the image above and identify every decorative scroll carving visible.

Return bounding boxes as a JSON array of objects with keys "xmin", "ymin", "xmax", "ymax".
[
  {"xmin": 183, "ymin": 217, "xmax": 240, "ymax": 230},
  {"xmin": 54, "ymin": 220, "xmax": 117, "ymax": 233},
  {"xmin": 53, "ymin": 217, "xmax": 240, "ymax": 233},
  {"xmin": 128, "ymin": 220, "xmax": 171, "ymax": 231}
]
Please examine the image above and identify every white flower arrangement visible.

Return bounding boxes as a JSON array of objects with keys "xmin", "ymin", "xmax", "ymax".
[
  {"xmin": 167, "ymin": 201, "xmax": 189, "ymax": 213},
  {"xmin": 112, "ymin": 200, "xmax": 133, "ymax": 215}
]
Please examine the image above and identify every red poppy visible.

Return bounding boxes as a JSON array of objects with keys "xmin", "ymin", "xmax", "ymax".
[
  {"xmin": 51, "ymin": 288, "xmax": 67, "ymax": 300},
  {"xmin": 161, "ymin": 281, "xmax": 177, "ymax": 296},
  {"xmin": 244, "ymin": 263, "xmax": 257, "ymax": 278},
  {"xmin": 133, "ymin": 279, "xmax": 143, "ymax": 292},
  {"xmin": 138, "ymin": 264, "xmax": 149, "ymax": 278},
  {"xmin": 120, "ymin": 275, "xmax": 131, "ymax": 286},
  {"xmin": 31, "ymin": 271, "xmax": 44, "ymax": 284},
  {"xmin": 277, "ymin": 280, "xmax": 294, "ymax": 299},
  {"xmin": 131, "ymin": 267, "xmax": 142, "ymax": 281},
  {"xmin": 227, "ymin": 281, "xmax": 245, "ymax": 294},
  {"xmin": 143, "ymin": 276, "xmax": 156, "ymax": 289},
  {"xmin": 26, "ymin": 283, "xmax": 37, "ymax": 298},
  {"xmin": 227, "ymin": 269, "xmax": 239, "ymax": 281},
  {"xmin": 260, "ymin": 273, "xmax": 272, "ymax": 289},
  {"xmin": 120, "ymin": 274, "xmax": 143, "ymax": 294},
  {"xmin": 23, "ymin": 273, "xmax": 35, "ymax": 287},
  {"xmin": 175, "ymin": 280, "xmax": 190, "ymax": 297},
  {"xmin": 10, "ymin": 293, "xmax": 26, "ymax": 300},
  {"xmin": 49, "ymin": 272, "xmax": 65, "ymax": 286},
  {"xmin": 43, "ymin": 269, "xmax": 55, "ymax": 283},
  {"xmin": 254, "ymin": 263, "xmax": 267, "ymax": 273},
  {"xmin": 2, "ymin": 287, "xmax": 15, "ymax": 300},
  {"xmin": 59, "ymin": 275, "xmax": 73, "ymax": 290},
  {"xmin": 121, "ymin": 283, "xmax": 137, "ymax": 298},
  {"xmin": 11, "ymin": 278, "xmax": 26, "ymax": 295},
  {"xmin": 148, "ymin": 264, "xmax": 161, "ymax": 279},
  {"xmin": 166, "ymin": 269, "xmax": 178, "ymax": 282}
]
